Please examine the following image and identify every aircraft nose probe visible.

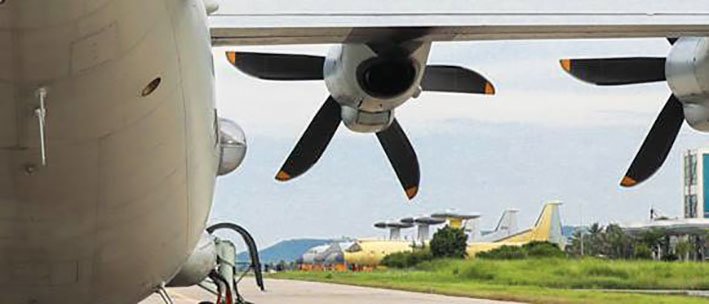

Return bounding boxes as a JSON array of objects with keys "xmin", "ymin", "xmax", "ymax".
[{"xmin": 226, "ymin": 48, "xmax": 495, "ymax": 200}]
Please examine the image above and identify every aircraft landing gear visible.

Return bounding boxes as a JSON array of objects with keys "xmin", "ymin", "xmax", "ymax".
[
  {"xmin": 196, "ymin": 222, "xmax": 264, "ymax": 304},
  {"xmin": 155, "ymin": 283, "xmax": 175, "ymax": 304}
]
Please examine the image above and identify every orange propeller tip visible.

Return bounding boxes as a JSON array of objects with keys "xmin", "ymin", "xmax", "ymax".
[
  {"xmin": 275, "ymin": 171, "xmax": 292, "ymax": 181},
  {"xmin": 484, "ymin": 82, "xmax": 496, "ymax": 95},
  {"xmin": 560, "ymin": 59, "xmax": 572, "ymax": 72},
  {"xmin": 620, "ymin": 176, "xmax": 638, "ymax": 187},
  {"xmin": 226, "ymin": 52, "xmax": 238, "ymax": 64},
  {"xmin": 405, "ymin": 187, "xmax": 419, "ymax": 200}
]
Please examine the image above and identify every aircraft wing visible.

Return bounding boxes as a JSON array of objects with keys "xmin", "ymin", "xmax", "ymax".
[{"xmin": 210, "ymin": 1, "xmax": 709, "ymax": 46}]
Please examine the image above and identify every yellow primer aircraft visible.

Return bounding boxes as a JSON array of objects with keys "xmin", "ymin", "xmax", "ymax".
[
  {"xmin": 466, "ymin": 202, "xmax": 565, "ymax": 257},
  {"xmin": 343, "ymin": 202, "xmax": 564, "ymax": 267}
]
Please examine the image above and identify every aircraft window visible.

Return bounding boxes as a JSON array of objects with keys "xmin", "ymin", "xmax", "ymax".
[{"xmin": 141, "ymin": 77, "xmax": 161, "ymax": 97}]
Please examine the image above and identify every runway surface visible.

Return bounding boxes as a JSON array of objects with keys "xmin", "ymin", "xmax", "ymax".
[{"xmin": 140, "ymin": 279, "xmax": 521, "ymax": 304}]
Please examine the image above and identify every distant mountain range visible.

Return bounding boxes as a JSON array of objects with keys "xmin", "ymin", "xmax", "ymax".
[{"xmin": 237, "ymin": 238, "xmax": 331, "ymax": 264}]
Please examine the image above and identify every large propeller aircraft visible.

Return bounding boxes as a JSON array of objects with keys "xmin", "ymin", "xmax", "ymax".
[
  {"xmin": 2, "ymin": 0, "xmax": 709, "ymax": 303},
  {"xmin": 561, "ymin": 37, "xmax": 709, "ymax": 187},
  {"xmin": 227, "ymin": 49, "xmax": 495, "ymax": 199}
]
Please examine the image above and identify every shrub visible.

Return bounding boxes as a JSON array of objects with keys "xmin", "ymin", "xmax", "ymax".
[
  {"xmin": 477, "ymin": 242, "xmax": 565, "ymax": 260},
  {"xmin": 633, "ymin": 244, "xmax": 653, "ymax": 260},
  {"xmin": 477, "ymin": 245, "xmax": 527, "ymax": 260},
  {"xmin": 524, "ymin": 241, "xmax": 566, "ymax": 258},
  {"xmin": 430, "ymin": 226, "xmax": 468, "ymax": 259},
  {"xmin": 381, "ymin": 249, "xmax": 433, "ymax": 268}
]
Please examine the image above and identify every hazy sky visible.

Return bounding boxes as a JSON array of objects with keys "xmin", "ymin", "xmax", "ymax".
[{"xmin": 207, "ymin": 2, "xmax": 707, "ymax": 247}]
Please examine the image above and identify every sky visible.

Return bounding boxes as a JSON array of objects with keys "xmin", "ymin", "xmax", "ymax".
[{"xmin": 207, "ymin": 2, "xmax": 708, "ymax": 248}]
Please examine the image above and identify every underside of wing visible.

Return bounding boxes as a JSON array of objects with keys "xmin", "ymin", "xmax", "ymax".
[{"xmin": 210, "ymin": 8, "xmax": 709, "ymax": 46}]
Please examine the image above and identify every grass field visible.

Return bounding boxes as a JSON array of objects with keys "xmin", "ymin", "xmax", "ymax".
[{"xmin": 272, "ymin": 258, "xmax": 709, "ymax": 304}]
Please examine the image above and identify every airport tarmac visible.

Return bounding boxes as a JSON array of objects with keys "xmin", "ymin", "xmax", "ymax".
[{"xmin": 140, "ymin": 279, "xmax": 521, "ymax": 304}]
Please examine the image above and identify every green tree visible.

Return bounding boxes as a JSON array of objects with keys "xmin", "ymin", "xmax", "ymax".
[
  {"xmin": 633, "ymin": 244, "xmax": 653, "ymax": 260},
  {"xmin": 639, "ymin": 228, "xmax": 667, "ymax": 260},
  {"xmin": 605, "ymin": 224, "xmax": 632, "ymax": 259},
  {"xmin": 430, "ymin": 225, "xmax": 468, "ymax": 259},
  {"xmin": 587, "ymin": 223, "xmax": 604, "ymax": 256},
  {"xmin": 675, "ymin": 239, "xmax": 692, "ymax": 262}
]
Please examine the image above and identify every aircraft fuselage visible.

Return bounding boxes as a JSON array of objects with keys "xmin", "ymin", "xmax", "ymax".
[{"xmin": 0, "ymin": 0, "xmax": 218, "ymax": 303}]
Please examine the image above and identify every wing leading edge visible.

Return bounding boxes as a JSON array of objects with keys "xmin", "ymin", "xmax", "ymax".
[{"xmin": 210, "ymin": 11, "xmax": 709, "ymax": 46}]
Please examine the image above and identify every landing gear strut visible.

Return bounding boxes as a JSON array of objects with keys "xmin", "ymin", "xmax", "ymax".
[
  {"xmin": 197, "ymin": 222, "xmax": 264, "ymax": 304},
  {"xmin": 155, "ymin": 283, "xmax": 174, "ymax": 304}
]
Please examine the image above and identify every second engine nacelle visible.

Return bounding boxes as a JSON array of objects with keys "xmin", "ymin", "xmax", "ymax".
[
  {"xmin": 323, "ymin": 43, "xmax": 430, "ymax": 132},
  {"xmin": 667, "ymin": 37, "xmax": 709, "ymax": 131}
]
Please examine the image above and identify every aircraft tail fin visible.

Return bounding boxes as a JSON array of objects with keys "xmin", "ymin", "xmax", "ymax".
[
  {"xmin": 497, "ymin": 202, "xmax": 565, "ymax": 246},
  {"xmin": 494, "ymin": 209, "xmax": 519, "ymax": 236}
]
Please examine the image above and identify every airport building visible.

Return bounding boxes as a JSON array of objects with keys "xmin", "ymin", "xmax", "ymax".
[
  {"xmin": 683, "ymin": 148, "xmax": 709, "ymax": 218},
  {"xmin": 620, "ymin": 148, "xmax": 709, "ymax": 261}
]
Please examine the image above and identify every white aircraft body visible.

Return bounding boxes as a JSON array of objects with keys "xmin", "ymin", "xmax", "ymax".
[{"xmin": 2, "ymin": 1, "xmax": 709, "ymax": 303}]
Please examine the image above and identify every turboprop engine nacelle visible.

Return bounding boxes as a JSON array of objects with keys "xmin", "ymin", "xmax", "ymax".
[
  {"xmin": 323, "ymin": 43, "xmax": 431, "ymax": 132},
  {"xmin": 217, "ymin": 118, "xmax": 247, "ymax": 176},
  {"xmin": 667, "ymin": 37, "xmax": 709, "ymax": 131}
]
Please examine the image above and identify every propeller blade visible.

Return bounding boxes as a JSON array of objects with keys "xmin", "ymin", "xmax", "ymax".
[
  {"xmin": 621, "ymin": 95, "xmax": 685, "ymax": 187},
  {"xmin": 276, "ymin": 96, "xmax": 341, "ymax": 181},
  {"xmin": 226, "ymin": 52, "xmax": 325, "ymax": 80},
  {"xmin": 376, "ymin": 120, "xmax": 421, "ymax": 199},
  {"xmin": 421, "ymin": 65, "xmax": 496, "ymax": 95},
  {"xmin": 560, "ymin": 57, "xmax": 666, "ymax": 86}
]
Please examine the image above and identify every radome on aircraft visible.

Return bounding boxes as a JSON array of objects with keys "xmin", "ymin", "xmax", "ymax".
[
  {"xmin": 299, "ymin": 203, "xmax": 561, "ymax": 269},
  {"xmin": 2, "ymin": 0, "xmax": 709, "ymax": 303}
]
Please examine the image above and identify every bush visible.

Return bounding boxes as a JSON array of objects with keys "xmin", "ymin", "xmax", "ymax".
[
  {"xmin": 633, "ymin": 244, "xmax": 653, "ymax": 260},
  {"xmin": 430, "ymin": 226, "xmax": 468, "ymax": 259},
  {"xmin": 477, "ymin": 242, "xmax": 565, "ymax": 260},
  {"xmin": 524, "ymin": 241, "xmax": 567, "ymax": 259},
  {"xmin": 477, "ymin": 245, "xmax": 527, "ymax": 260},
  {"xmin": 381, "ymin": 249, "xmax": 433, "ymax": 268}
]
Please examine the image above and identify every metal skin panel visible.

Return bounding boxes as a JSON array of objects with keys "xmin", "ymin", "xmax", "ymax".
[
  {"xmin": 667, "ymin": 38, "xmax": 709, "ymax": 131},
  {"xmin": 0, "ymin": 0, "xmax": 219, "ymax": 303}
]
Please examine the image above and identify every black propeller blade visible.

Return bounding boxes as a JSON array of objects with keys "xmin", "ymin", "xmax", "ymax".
[
  {"xmin": 621, "ymin": 95, "xmax": 685, "ymax": 187},
  {"xmin": 227, "ymin": 52, "xmax": 325, "ymax": 80},
  {"xmin": 228, "ymin": 51, "xmax": 495, "ymax": 199},
  {"xmin": 560, "ymin": 54, "xmax": 686, "ymax": 188},
  {"xmin": 560, "ymin": 58, "xmax": 666, "ymax": 86},
  {"xmin": 276, "ymin": 96, "xmax": 341, "ymax": 181},
  {"xmin": 422, "ymin": 65, "xmax": 496, "ymax": 95},
  {"xmin": 376, "ymin": 120, "xmax": 421, "ymax": 199}
]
